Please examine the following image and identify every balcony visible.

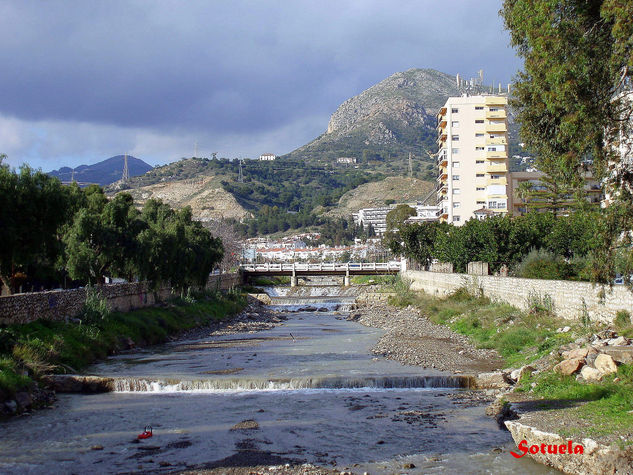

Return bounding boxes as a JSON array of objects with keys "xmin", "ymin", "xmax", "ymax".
[
  {"xmin": 436, "ymin": 133, "xmax": 447, "ymax": 145},
  {"xmin": 485, "ymin": 122, "xmax": 507, "ymax": 133},
  {"xmin": 486, "ymin": 176, "xmax": 508, "ymax": 186},
  {"xmin": 486, "ymin": 163, "xmax": 507, "ymax": 173},
  {"xmin": 437, "ymin": 119, "xmax": 447, "ymax": 130},
  {"xmin": 485, "ymin": 96, "xmax": 507, "ymax": 106},
  {"xmin": 437, "ymin": 170, "xmax": 448, "ymax": 181},
  {"xmin": 486, "ymin": 151, "xmax": 507, "ymax": 159},
  {"xmin": 485, "ymin": 137, "xmax": 507, "ymax": 146},
  {"xmin": 486, "ymin": 110, "xmax": 506, "ymax": 120},
  {"xmin": 438, "ymin": 156, "xmax": 448, "ymax": 167},
  {"xmin": 437, "ymin": 106, "xmax": 447, "ymax": 118}
]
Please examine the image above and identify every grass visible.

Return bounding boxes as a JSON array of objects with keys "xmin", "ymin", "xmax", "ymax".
[
  {"xmin": 250, "ymin": 276, "xmax": 291, "ymax": 286},
  {"xmin": 387, "ymin": 279, "xmax": 633, "ymax": 440},
  {"xmin": 351, "ymin": 275, "xmax": 397, "ymax": 286},
  {"xmin": 388, "ymin": 281, "xmax": 575, "ymax": 368},
  {"xmin": 518, "ymin": 365, "xmax": 633, "ymax": 439},
  {"xmin": 0, "ymin": 290, "xmax": 246, "ymax": 400}
]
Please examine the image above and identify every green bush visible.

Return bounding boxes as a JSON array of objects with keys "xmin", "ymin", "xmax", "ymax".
[{"xmin": 514, "ymin": 249, "xmax": 572, "ymax": 280}]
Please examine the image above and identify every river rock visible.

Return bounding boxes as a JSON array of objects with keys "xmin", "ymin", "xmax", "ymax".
[
  {"xmin": 476, "ymin": 371, "xmax": 511, "ymax": 389},
  {"xmin": 594, "ymin": 354, "xmax": 618, "ymax": 375},
  {"xmin": 3, "ymin": 400, "xmax": 17, "ymax": 414},
  {"xmin": 510, "ymin": 365, "xmax": 535, "ymax": 383},
  {"xmin": 553, "ymin": 357, "xmax": 584, "ymax": 376},
  {"xmin": 600, "ymin": 346, "xmax": 633, "ymax": 364},
  {"xmin": 43, "ymin": 375, "xmax": 115, "ymax": 393},
  {"xmin": 608, "ymin": 336, "xmax": 629, "ymax": 346},
  {"xmin": 581, "ymin": 365, "xmax": 603, "ymax": 382},
  {"xmin": 14, "ymin": 392, "xmax": 32, "ymax": 410}
]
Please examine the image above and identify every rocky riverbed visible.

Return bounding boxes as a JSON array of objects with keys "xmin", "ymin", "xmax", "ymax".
[{"xmin": 347, "ymin": 303, "xmax": 503, "ymax": 374}]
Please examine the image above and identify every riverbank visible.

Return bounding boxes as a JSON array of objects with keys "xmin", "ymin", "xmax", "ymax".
[
  {"xmin": 357, "ymin": 282, "xmax": 633, "ymax": 474},
  {"xmin": 0, "ymin": 290, "xmax": 256, "ymax": 418}
]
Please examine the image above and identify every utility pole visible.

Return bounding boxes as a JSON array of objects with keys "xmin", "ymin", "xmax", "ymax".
[
  {"xmin": 71, "ymin": 168, "xmax": 75, "ymax": 183},
  {"xmin": 408, "ymin": 152, "xmax": 413, "ymax": 178},
  {"xmin": 122, "ymin": 153, "xmax": 129, "ymax": 183},
  {"xmin": 238, "ymin": 158, "xmax": 244, "ymax": 183}
]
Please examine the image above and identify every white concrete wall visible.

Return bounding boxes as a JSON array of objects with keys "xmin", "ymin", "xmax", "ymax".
[{"xmin": 403, "ymin": 270, "xmax": 633, "ymax": 324}]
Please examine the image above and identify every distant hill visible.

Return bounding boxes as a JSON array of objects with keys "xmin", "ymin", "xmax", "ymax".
[{"xmin": 48, "ymin": 155, "xmax": 152, "ymax": 186}]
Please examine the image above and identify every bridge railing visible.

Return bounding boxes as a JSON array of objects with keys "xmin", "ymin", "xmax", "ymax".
[{"xmin": 239, "ymin": 262, "xmax": 402, "ymax": 272}]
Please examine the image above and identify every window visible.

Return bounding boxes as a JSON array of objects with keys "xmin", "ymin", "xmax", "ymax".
[
  {"xmin": 476, "ymin": 146, "xmax": 484, "ymax": 151},
  {"xmin": 453, "ymin": 216, "xmax": 461, "ymax": 222},
  {"xmin": 453, "ymin": 202, "xmax": 460, "ymax": 208},
  {"xmin": 451, "ymin": 135, "xmax": 459, "ymax": 141},
  {"xmin": 476, "ymin": 187, "xmax": 485, "ymax": 191},
  {"xmin": 452, "ymin": 148, "xmax": 459, "ymax": 154},
  {"xmin": 452, "ymin": 161, "xmax": 460, "ymax": 168},
  {"xmin": 451, "ymin": 121, "xmax": 459, "ymax": 127},
  {"xmin": 476, "ymin": 160, "xmax": 484, "ymax": 164},
  {"xmin": 491, "ymin": 174, "xmax": 502, "ymax": 179},
  {"xmin": 476, "ymin": 173, "xmax": 484, "ymax": 177},
  {"xmin": 475, "ymin": 133, "xmax": 484, "ymax": 137},
  {"xmin": 489, "ymin": 107, "xmax": 500, "ymax": 111},
  {"xmin": 488, "ymin": 146, "xmax": 497, "ymax": 151},
  {"xmin": 452, "ymin": 188, "xmax": 461, "ymax": 194},
  {"xmin": 451, "ymin": 108, "xmax": 459, "ymax": 113},
  {"xmin": 476, "ymin": 200, "xmax": 485, "ymax": 205},
  {"xmin": 475, "ymin": 119, "xmax": 484, "ymax": 124},
  {"xmin": 475, "ymin": 106, "xmax": 484, "ymax": 110},
  {"xmin": 488, "ymin": 201, "xmax": 498, "ymax": 209},
  {"xmin": 452, "ymin": 175, "xmax": 460, "ymax": 181}
]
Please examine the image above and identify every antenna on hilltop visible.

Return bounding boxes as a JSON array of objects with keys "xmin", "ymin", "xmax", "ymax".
[
  {"xmin": 71, "ymin": 168, "xmax": 75, "ymax": 183},
  {"xmin": 238, "ymin": 158, "xmax": 244, "ymax": 183},
  {"xmin": 408, "ymin": 152, "xmax": 413, "ymax": 178},
  {"xmin": 122, "ymin": 153, "xmax": 130, "ymax": 183}
]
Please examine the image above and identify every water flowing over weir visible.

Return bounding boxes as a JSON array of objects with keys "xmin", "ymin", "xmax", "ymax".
[{"xmin": 0, "ymin": 284, "xmax": 556, "ymax": 474}]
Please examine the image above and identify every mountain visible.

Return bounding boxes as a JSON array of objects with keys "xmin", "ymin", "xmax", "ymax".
[
  {"xmin": 48, "ymin": 155, "xmax": 153, "ymax": 186},
  {"xmin": 284, "ymin": 69, "xmax": 463, "ymax": 166}
]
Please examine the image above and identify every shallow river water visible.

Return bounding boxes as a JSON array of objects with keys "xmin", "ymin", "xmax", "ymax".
[{"xmin": 0, "ymin": 287, "xmax": 557, "ymax": 474}]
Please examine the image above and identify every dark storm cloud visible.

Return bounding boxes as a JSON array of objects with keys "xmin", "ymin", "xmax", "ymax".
[{"xmin": 0, "ymin": 1, "xmax": 519, "ymax": 135}]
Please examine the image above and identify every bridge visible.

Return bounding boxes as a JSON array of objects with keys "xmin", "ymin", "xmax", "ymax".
[{"xmin": 240, "ymin": 262, "xmax": 403, "ymax": 286}]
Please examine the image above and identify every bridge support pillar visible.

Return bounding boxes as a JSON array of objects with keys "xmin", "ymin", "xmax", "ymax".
[
  {"xmin": 343, "ymin": 275, "xmax": 350, "ymax": 287},
  {"xmin": 290, "ymin": 276, "xmax": 297, "ymax": 287}
]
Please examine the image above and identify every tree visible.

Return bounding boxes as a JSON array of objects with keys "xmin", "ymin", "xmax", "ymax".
[
  {"xmin": 385, "ymin": 205, "xmax": 417, "ymax": 231},
  {"xmin": 399, "ymin": 222, "xmax": 448, "ymax": 269},
  {"xmin": 501, "ymin": 0, "xmax": 633, "ymax": 284},
  {"xmin": 0, "ymin": 164, "xmax": 71, "ymax": 293}
]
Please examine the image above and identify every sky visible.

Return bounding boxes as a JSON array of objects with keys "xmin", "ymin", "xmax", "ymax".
[{"xmin": 0, "ymin": 0, "xmax": 522, "ymax": 171}]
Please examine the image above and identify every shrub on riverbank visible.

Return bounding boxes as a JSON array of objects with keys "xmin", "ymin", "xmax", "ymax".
[
  {"xmin": 0, "ymin": 290, "xmax": 246, "ymax": 400},
  {"xmin": 389, "ymin": 281, "xmax": 574, "ymax": 368}
]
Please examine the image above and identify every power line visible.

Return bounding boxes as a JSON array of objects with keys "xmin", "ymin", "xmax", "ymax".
[{"xmin": 122, "ymin": 153, "xmax": 130, "ymax": 183}]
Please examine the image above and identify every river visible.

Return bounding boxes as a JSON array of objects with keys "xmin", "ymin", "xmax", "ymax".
[{"xmin": 0, "ymin": 285, "xmax": 557, "ymax": 474}]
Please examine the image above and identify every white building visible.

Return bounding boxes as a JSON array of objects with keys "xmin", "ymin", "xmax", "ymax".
[
  {"xmin": 259, "ymin": 153, "xmax": 276, "ymax": 161},
  {"xmin": 436, "ymin": 95, "xmax": 510, "ymax": 225},
  {"xmin": 337, "ymin": 157, "xmax": 357, "ymax": 164}
]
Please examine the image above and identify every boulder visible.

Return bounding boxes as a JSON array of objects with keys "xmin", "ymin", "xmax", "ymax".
[
  {"xmin": 594, "ymin": 354, "xmax": 618, "ymax": 375},
  {"xmin": 43, "ymin": 375, "xmax": 115, "ymax": 393},
  {"xmin": 14, "ymin": 392, "xmax": 32, "ymax": 410},
  {"xmin": 581, "ymin": 365, "xmax": 603, "ymax": 382},
  {"xmin": 476, "ymin": 371, "xmax": 511, "ymax": 389},
  {"xmin": 510, "ymin": 365, "xmax": 535, "ymax": 383},
  {"xmin": 553, "ymin": 358, "xmax": 584, "ymax": 376},
  {"xmin": 562, "ymin": 347, "xmax": 591, "ymax": 360},
  {"xmin": 608, "ymin": 336, "xmax": 629, "ymax": 346},
  {"xmin": 600, "ymin": 346, "xmax": 633, "ymax": 364}
]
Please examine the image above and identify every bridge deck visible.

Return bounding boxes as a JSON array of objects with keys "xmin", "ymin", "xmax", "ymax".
[{"xmin": 240, "ymin": 262, "xmax": 401, "ymax": 276}]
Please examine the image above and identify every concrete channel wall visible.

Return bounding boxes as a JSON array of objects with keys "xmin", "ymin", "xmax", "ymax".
[
  {"xmin": 403, "ymin": 270, "xmax": 633, "ymax": 324},
  {"xmin": 0, "ymin": 273, "xmax": 242, "ymax": 326}
]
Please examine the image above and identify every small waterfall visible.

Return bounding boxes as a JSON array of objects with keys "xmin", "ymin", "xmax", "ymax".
[
  {"xmin": 113, "ymin": 375, "xmax": 474, "ymax": 393},
  {"xmin": 263, "ymin": 285, "xmax": 359, "ymax": 312}
]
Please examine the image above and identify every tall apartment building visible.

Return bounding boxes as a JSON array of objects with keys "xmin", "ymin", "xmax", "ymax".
[{"xmin": 436, "ymin": 95, "xmax": 509, "ymax": 224}]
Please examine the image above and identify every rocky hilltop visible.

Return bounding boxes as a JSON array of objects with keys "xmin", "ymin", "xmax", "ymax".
[{"xmin": 286, "ymin": 69, "xmax": 464, "ymax": 162}]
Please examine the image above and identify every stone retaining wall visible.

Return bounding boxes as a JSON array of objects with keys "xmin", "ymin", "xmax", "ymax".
[
  {"xmin": 0, "ymin": 273, "xmax": 243, "ymax": 326},
  {"xmin": 403, "ymin": 270, "xmax": 633, "ymax": 324}
]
